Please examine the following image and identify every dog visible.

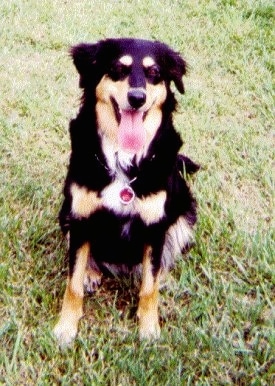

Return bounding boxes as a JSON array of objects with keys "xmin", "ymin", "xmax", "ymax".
[{"xmin": 53, "ymin": 38, "xmax": 199, "ymax": 346}]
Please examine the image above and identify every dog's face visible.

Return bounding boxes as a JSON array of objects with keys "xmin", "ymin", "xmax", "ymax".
[{"xmin": 71, "ymin": 39, "xmax": 187, "ymax": 155}]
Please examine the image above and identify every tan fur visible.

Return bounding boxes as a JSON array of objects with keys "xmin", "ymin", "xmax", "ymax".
[
  {"xmin": 137, "ymin": 246, "xmax": 161, "ymax": 339},
  {"xmin": 119, "ymin": 55, "xmax": 133, "ymax": 66},
  {"xmin": 135, "ymin": 190, "xmax": 167, "ymax": 225},
  {"xmin": 53, "ymin": 243, "xmax": 90, "ymax": 346},
  {"xmin": 71, "ymin": 183, "xmax": 102, "ymax": 218},
  {"xmin": 141, "ymin": 109, "xmax": 162, "ymax": 157},
  {"xmin": 95, "ymin": 76, "xmax": 128, "ymax": 143},
  {"xmin": 142, "ymin": 56, "xmax": 156, "ymax": 67}
]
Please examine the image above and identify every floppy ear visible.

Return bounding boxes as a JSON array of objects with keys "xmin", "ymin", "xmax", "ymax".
[
  {"xmin": 163, "ymin": 47, "xmax": 187, "ymax": 94},
  {"xmin": 70, "ymin": 43, "xmax": 100, "ymax": 88}
]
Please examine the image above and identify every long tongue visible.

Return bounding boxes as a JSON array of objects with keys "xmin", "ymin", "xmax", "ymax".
[{"xmin": 118, "ymin": 110, "xmax": 146, "ymax": 153}]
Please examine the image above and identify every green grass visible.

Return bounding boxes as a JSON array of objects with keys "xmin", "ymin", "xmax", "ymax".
[{"xmin": 0, "ymin": 0, "xmax": 274, "ymax": 384}]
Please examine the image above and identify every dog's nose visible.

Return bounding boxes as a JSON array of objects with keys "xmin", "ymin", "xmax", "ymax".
[{"xmin": 127, "ymin": 89, "xmax": 146, "ymax": 109}]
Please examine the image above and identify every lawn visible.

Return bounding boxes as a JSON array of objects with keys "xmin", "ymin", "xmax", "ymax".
[{"xmin": 0, "ymin": 0, "xmax": 274, "ymax": 384}]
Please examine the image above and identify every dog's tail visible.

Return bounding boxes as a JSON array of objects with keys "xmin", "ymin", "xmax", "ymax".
[{"xmin": 177, "ymin": 154, "xmax": 200, "ymax": 175}]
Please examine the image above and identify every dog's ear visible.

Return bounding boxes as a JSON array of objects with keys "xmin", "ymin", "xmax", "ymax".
[
  {"xmin": 163, "ymin": 47, "xmax": 187, "ymax": 94},
  {"xmin": 70, "ymin": 43, "xmax": 100, "ymax": 88}
]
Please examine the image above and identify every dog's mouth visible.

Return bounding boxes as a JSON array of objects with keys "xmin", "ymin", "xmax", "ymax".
[{"xmin": 111, "ymin": 97, "xmax": 147, "ymax": 154}]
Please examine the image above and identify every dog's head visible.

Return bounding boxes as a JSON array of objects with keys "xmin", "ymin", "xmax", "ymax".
[{"xmin": 71, "ymin": 38, "xmax": 187, "ymax": 154}]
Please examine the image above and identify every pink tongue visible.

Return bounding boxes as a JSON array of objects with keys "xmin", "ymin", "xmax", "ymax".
[{"xmin": 118, "ymin": 110, "xmax": 146, "ymax": 153}]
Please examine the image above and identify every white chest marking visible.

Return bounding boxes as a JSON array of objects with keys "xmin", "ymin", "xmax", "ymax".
[
  {"xmin": 99, "ymin": 136, "xmax": 166, "ymax": 225},
  {"xmin": 101, "ymin": 178, "xmax": 167, "ymax": 225}
]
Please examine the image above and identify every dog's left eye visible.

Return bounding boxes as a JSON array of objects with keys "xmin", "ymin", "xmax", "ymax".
[
  {"xmin": 108, "ymin": 63, "xmax": 131, "ymax": 81},
  {"xmin": 145, "ymin": 66, "xmax": 161, "ymax": 82}
]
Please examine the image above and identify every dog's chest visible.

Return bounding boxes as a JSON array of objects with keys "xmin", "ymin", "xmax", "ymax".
[
  {"xmin": 99, "ymin": 174, "xmax": 167, "ymax": 226},
  {"xmin": 97, "ymin": 140, "xmax": 167, "ymax": 225},
  {"xmin": 101, "ymin": 177, "xmax": 136, "ymax": 216}
]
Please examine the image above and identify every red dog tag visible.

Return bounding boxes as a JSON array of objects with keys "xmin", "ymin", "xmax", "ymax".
[{"xmin": 119, "ymin": 185, "xmax": 135, "ymax": 205}]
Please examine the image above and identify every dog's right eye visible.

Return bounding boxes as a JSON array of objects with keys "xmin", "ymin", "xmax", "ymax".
[{"xmin": 108, "ymin": 63, "xmax": 131, "ymax": 81}]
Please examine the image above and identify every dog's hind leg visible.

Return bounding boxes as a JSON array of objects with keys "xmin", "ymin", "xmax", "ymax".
[
  {"xmin": 54, "ymin": 242, "xmax": 89, "ymax": 347},
  {"xmin": 137, "ymin": 245, "xmax": 161, "ymax": 340},
  {"xmin": 84, "ymin": 256, "xmax": 102, "ymax": 293}
]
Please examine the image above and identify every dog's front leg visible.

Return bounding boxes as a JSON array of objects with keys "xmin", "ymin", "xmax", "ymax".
[
  {"xmin": 54, "ymin": 240, "xmax": 89, "ymax": 347},
  {"xmin": 137, "ymin": 245, "xmax": 161, "ymax": 340}
]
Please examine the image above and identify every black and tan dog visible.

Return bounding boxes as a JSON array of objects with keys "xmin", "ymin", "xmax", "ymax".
[{"xmin": 54, "ymin": 38, "xmax": 199, "ymax": 346}]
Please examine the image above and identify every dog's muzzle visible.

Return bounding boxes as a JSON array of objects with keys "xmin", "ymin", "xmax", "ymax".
[{"xmin": 127, "ymin": 88, "xmax": 146, "ymax": 109}]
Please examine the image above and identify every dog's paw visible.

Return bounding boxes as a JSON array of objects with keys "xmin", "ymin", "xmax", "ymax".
[
  {"xmin": 84, "ymin": 269, "xmax": 102, "ymax": 293},
  {"xmin": 138, "ymin": 315, "xmax": 161, "ymax": 340},
  {"xmin": 139, "ymin": 321, "xmax": 160, "ymax": 340},
  {"xmin": 53, "ymin": 321, "xmax": 77, "ymax": 347}
]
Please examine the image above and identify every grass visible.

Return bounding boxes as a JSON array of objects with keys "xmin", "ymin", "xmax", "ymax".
[{"xmin": 0, "ymin": 0, "xmax": 274, "ymax": 384}]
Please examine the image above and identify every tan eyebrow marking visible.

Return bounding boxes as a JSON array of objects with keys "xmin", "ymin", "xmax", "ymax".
[
  {"xmin": 119, "ymin": 55, "xmax": 133, "ymax": 66},
  {"xmin": 142, "ymin": 56, "xmax": 156, "ymax": 67}
]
